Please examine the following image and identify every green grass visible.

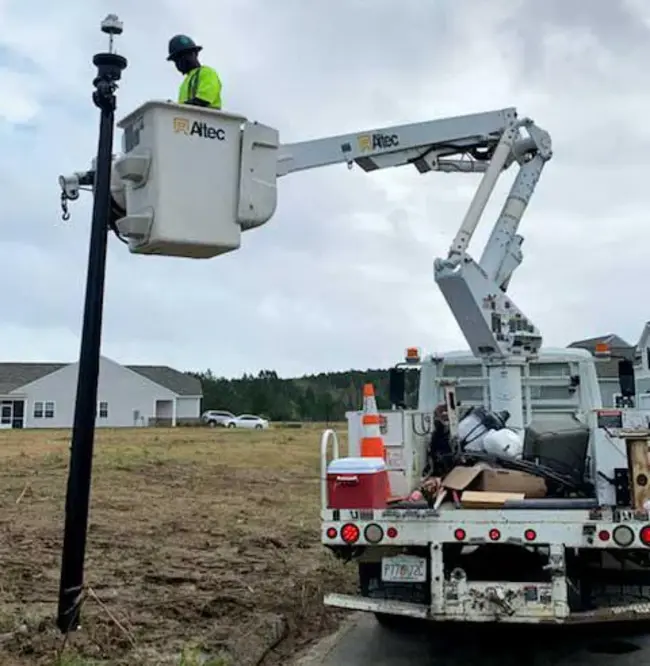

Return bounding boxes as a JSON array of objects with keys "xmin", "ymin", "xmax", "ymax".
[{"xmin": 179, "ymin": 645, "xmax": 231, "ymax": 666}]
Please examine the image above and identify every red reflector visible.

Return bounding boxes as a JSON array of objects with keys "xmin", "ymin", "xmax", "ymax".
[
  {"xmin": 454, "ymin": 528, "xmax": 466, "ymax": 541},
  {"xmin": 598, "ymin": 530, "xmax": 611, "ymax": 542},
  {"xmin": 341, "ymin": 523, "xmax": 360, "ymax": 544},
  {"xmin": 640, "ymin": 526, "xmax": 650, "ymax": 546},
  {"xmin": 386, "ymin": 526, "xmax": 398, "ymax": 539},
  {"xmin": 489, "ymin": 528, "xmax": 501, "ymax": 541},
  {"xmin": 524, "ymin": 529, "xmax": 536, "ymax": 542},
  {"xmin": 326, "ymin": 527, "xmax": 337, "ymax": 539}
]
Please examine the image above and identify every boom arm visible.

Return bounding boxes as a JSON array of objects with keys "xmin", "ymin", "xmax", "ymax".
[
  {"xmin": 273, "ymin": 107, "xmax": 552, "ymax": 363},
  {"xmin": 275, "ymin": 107, "xmax": 519, "ymax": 177},
  {"xmin": 57, "ymin": 102, "xmax": 552, "ymax": 376}
]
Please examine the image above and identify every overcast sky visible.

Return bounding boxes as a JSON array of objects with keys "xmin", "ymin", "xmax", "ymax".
[{"xmin": 0, "ymin": 0, "xmax": 649, "ymax": 377}]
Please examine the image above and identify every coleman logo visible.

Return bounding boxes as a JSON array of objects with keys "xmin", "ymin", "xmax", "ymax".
[
  {"xmin": 357, "ymin": 132, "xmax": 399, "ymax": 152},
  {"xmin": 173, "ymin": 117, "xmax": 225, "ymax": 140}
]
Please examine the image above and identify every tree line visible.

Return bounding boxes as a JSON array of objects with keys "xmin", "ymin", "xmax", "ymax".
[{"xmin": 187, "ymin": 368, "xmax": 420, "ymax": 422}]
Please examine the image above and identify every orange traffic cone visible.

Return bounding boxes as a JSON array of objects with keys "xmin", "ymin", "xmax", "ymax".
[
  {"xmin": 360, "ymin": 383, "xmax": 392, "ymax": 499},
  {"xmin": 360, "ymin": 383, "xmax": 385, "ymax": 458}
]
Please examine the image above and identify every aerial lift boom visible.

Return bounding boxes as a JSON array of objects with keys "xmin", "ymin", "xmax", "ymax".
[{"xmin": 58, "ymin": 102, "xmax": 552, "ymax": 429}]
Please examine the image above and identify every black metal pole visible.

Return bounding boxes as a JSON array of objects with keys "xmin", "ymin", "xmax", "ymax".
[{"xmin": 57, "ymin": 45, "xmax": 127, "ymax": 634}]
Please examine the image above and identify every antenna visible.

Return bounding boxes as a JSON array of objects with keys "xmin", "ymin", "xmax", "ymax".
[{"xmin": 100, "ymin": 13, "xmax": 123, "ymax": 54}]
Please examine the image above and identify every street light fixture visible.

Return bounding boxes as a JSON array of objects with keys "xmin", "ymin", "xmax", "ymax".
[{"xmin": 56, "ymin": 14, "xmax": 128, "ymax": 634}]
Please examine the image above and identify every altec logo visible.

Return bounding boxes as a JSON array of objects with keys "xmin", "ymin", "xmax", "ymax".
[
  {"xmin": 357, "ymin": 132, "xmax": 400, "ymax": 152},
  {"xmin": 173, "ymin": 117, "xmax": 225, "ymax": 140}
]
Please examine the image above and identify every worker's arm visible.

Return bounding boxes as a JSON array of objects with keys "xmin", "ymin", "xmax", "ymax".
[{"xmin": 184, "ymin": 66, "xmax": 222, "ymax": 109}]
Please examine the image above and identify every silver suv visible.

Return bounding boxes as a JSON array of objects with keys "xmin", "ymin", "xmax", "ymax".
[{"xmin": 201, "ymin": 410, "xmax": 235, "ymax": 427}]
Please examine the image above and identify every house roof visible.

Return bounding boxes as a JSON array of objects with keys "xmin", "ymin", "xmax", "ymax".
[
  {"xmin": 568, "ymin": 334, "xmax": 634, "ymax": 379},
  {"xmin": 0, "ymin": 362, "xmax": 202, "ymax": 396},
  {"xmin": 0, "ymin": 363, "xmax": 66, "ymax": 394},
  {"xmin": 126, "ymin": 365, "xmax": 202, "ymax": 396},
  {"xmin": 568, "ymin": 334, "xmax": 634, "ymax": 350},
  {"xmin": 636, "ymin": 321, "xmax": 650, "ymax": 350}
]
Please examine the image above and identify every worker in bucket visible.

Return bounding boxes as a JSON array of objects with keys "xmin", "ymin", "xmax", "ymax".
[{"xmin": 167, "ymin": 34, "xmax": 222, "ymax": 109}]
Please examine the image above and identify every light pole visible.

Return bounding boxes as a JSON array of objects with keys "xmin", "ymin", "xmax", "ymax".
[{"xmin": 57, "ymin": 14, "xmax": 128, "ymax": 634}]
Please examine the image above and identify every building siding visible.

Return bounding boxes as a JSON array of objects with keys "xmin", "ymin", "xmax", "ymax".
[
  {"xmin": 637, "ymin": 377, "xmax": 650, "ymax": 395},
  {"xmin": 176, "ymin": 397, "xmax": 201, "ymax": 419},
  {"xmin": 15, "ymin": 357, "xmax": 178, "ymax": 428},
  {"xmin": 597, "ymin": 379, "xmax": 621, "ymax": 408}
]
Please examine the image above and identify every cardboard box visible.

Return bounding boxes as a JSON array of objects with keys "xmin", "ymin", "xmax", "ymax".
[
  {"xmin": 461, "ymin": 490, "xmax": 525, "ymax": 509},
  {"xmin": 441, "ymin": 463, "xmax": 487, "ymax": 491},
  {"xmin": 478, "ymin": 468, "xmax": 546, "ymax": 498}
]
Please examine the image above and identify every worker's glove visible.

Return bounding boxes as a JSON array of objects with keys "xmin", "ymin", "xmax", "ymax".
[{"xmin": 421, "ymin": 476, "xmax": 442, "ymax": 500}]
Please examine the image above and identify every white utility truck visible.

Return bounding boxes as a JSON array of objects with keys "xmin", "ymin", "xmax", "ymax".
[{"xmin": 59, "ymin": 100, "xmax": 650, "ymax": 627}]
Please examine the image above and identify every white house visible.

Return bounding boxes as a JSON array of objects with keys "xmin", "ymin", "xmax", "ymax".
[
  {"xmin": 568, "ymin": 334, "xmax": 634, "ymax": 408},
  {"xmin": 569, "ymin": 328, "xmax": 650, "ymax": 409},
  {"xmin": 634, "ymin": 321, "xmax": 650, "ymax": 409},
  {"xmin": 0, "ymin": 356, "xmax": 202, "ymax": 429}
]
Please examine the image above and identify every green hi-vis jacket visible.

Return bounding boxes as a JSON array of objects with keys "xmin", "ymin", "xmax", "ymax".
[{"xmin": 178, "ymin": 66, "xmax": 222, "ymax": 109}]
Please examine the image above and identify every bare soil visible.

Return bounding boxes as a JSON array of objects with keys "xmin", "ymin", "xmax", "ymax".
[{"xmin": 0, "ymin": 426, "xmax": 355, "ymax": 665}]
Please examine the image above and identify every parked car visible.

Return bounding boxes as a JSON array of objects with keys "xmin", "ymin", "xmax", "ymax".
[
  {"xmin": 223, "ymin": 414, "xmax": 270, "ymax": 430},
  {"xmin": 201, "ymin": 410, "xmax": 235, "ymax": 427}
]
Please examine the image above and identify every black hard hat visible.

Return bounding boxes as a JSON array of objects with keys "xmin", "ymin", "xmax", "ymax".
[{"xmin": 167, "ymin": 34, "xmax": 202, "ymax": 61}]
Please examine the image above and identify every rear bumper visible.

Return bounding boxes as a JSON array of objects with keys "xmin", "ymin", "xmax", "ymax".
[
  {"xmin": 325, "ymin": 593, "xmax": 428, "ymax": 619},
  {"xmin": 324, "ymin": 593, "xmax": 650, "ymax": 625},
  {"xmin": 320, "ymin": 506, "xmax": 650, "ymax": 549},
  {"xmin": 321, "ymin": 515, "xmax": 650, "ymax": 625}
]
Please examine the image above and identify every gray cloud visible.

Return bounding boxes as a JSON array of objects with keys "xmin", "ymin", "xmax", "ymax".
[{"xmin": 0, "ymin": 0, "xmax": 648, "ymax": 376}]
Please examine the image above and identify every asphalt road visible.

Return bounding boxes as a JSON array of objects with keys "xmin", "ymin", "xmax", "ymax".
[{"xmin": 316, "ymin": 614, "xmax": 650, "ymax": 665}]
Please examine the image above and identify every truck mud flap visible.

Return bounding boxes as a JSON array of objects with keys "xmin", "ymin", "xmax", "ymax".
[{"xmin": 324, "ymin": 593, "xmax": 429, "ymax": 619}]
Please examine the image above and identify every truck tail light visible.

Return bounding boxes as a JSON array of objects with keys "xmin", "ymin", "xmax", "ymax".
[
  {"xmin": 364, "ymin": 523, "xmax": 383, "ymax": 543},
  {"xmin": 613, "ymin": 525, "xmax": 634, "ymax": 547},
  {"xmin": 598, "ymin": 529, "xmax": 611, "ymax": 542},
  {"xmin": 341, "ymin": 523, "xmax": 360, "ymax": 544},
  {"xmin": 454, "ymin": 528, "xmax": 466, "ymax": 541},
  {"xmin": 524, "ymin": 529, "xmax": 537, "ymax": 542},
  {"xmin": 489, "ymin": 528, "xmax": 501, "ymax": 541},
  {"xmin": 386, "ymin": 526, "xmax": 398, "ymax": 538},
  {"xmin": 326, "ymin": 527, "xmax": 337, "ymax": 539},
  {"xmin": 640, "ymin": 526, "xmax": 650, "ymax": 547}
]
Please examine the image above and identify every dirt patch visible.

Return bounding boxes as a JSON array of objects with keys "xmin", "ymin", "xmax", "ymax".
[{"xmin": 0, "ymin": 426, "xmax": 355, "ymax": 665}]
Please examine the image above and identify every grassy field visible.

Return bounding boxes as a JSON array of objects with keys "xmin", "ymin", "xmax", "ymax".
[{"xmin": 0, "ymin": 425, "xmax": 355, "ymax": 666}]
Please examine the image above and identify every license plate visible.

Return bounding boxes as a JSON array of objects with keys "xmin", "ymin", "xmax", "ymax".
[{"xmin": 381, "ymin": 555, "xmax": 427, "ymax": 583}]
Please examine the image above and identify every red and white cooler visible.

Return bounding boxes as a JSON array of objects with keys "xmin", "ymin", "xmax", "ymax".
[{"xmin": 326, "ymin": 457, "xmax": 388, "ymax": 509}]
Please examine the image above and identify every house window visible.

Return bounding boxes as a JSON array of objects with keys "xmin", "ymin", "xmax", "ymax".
[
  {"xmin": 34, "ymin": 401, "xmax": 54, "ymax": 418},
  {"xmin": 98, "ymin": 402, "xmax": 108, "ymax": 418}
]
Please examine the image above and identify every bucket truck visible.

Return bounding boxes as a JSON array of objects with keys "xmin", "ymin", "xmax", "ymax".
[{"xmin": 59, "ymin": 100, "xmax": 650, "ymax": 627}]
